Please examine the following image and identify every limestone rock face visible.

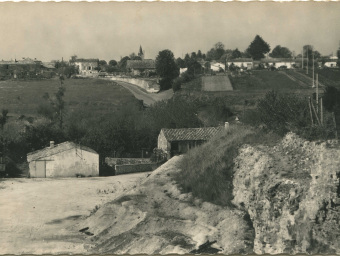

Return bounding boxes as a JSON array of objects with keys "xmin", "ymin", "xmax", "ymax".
[{"xmin": 233, "ymin": 133, "xmax": 340, "ymax": 254}]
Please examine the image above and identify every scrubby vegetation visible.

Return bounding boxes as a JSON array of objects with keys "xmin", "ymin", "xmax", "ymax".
[{"xmin": 175, "ymin": 125, "xmax": 281, "ymax": 206}]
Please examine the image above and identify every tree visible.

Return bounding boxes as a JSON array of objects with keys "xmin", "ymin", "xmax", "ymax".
[
  {"xmin": 246, "ymin": 35, "xmax": 270, "ymax": 60},
  {"xmin": 109, "ymin": 60, "xmax": 118, "ymax": 66},
  {"xmin": 155, "ymin": 50, "xmax": 179, "ymax": 90},
  {"xmin": 0, "ymin": 109, "xmax": 8, "ymax": 130},
  {"xmin": 191, "ymin": 52, "xmax": 197, "ymax": 60},
  {"xmin": 231, "ymin": 48, "xmax": 242, "ymax": 59},
  {"xmin": 269, "ymin": 45, "xmax": 292, "ymax": 58},
  {"xmin": 99, "ymin": 60, "xmax": 107, "ymax": 66},
  {"xmin": 176, "ymin": 58, "xmax": 186, "ymax": 68},
  {"xmin": 119, "ymin": 56, "xmax": 131, "ymax": 70},
  {"xmin": 197, "ymin": 50, "xmax": 202, "ymax": 59}
]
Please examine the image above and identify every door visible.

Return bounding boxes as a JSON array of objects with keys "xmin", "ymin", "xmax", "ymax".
[{"xmin": 35, "ymin": 161, "xmax": 46, "ymax": 178}]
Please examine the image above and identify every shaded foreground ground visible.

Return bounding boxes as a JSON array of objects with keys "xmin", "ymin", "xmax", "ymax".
[{"xmin": 0, "ymin": 173, "xmax": 147, "ymax": 254}]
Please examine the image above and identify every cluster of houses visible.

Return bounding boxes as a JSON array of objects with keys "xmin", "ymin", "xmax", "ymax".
[
  {"xmin": 25, "ymin": 123, "xmax": 227, "ymax": 178},
  {"xmin": 0, "ymin": 58, "xmax": 56, "ymax": 79},
  {"xmin": 208, "ymin": 55, "xmax": 339, "ymax": 72}
]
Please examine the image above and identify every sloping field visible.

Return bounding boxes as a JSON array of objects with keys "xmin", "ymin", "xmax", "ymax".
[
  {"xmin": 202, "ymin": 75, "xmax": 233, "ymax": 91},
  {"xmin": 0, "ymin": 78, "xmax": 138, "ymax": 116},
  {"xmin": 230, "ymin": 71, "xmax": 306, "ymax": 91}
]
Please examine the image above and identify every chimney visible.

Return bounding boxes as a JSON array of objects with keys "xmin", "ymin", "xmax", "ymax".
[
  {"xmin": 50, "ymin": 141, "xmax": 55, "ymax": 148},
  {"xmin": 224, "ymin": 122, "xmax": 229, "ymax": 130}
]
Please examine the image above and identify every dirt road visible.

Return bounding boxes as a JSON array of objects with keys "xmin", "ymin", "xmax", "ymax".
[
  {"xmin": 202, "ymin": 75, "xmax": 233, "ymax": 91},
  {"xmin": 0, "ymin": 173, "xmax": 149, "ymax": 254},
  {"xmin": 114, "ymin": 81, "xmax": 173, "ymax": 106}
]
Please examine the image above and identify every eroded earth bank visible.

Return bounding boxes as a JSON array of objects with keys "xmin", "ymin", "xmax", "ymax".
[{"xmin": 79, "ymin": 133, "xmax": 340, "ymax": 254}]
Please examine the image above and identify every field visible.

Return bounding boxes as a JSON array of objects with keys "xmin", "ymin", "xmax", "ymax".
[
  {"xmin": 295, "ymin": 68, "xmax": 340, "ymax": 88},
  {"xmin": 202, "ymin": 75, "xmax": 233, "ymax": 91},
  {"xmin": 229, "ymin": 70, "xmax": 309, "ymax": 91},
  {"xmin": 0, "ymin": 78, "xmax": 139, "ymax": 117}
]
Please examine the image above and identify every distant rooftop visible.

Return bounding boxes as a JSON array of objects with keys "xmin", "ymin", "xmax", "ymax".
[{"xmin": 27, "ymin": 141, "xmax": 98, "ymax": 162}]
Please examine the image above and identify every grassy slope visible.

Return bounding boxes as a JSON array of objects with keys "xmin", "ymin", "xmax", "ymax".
[
  {"xmin": 229, "ymin": 70, "xmax": 306, "ymax": 91},
  {"xmin": 0, "ymin": 78, "xmax": 138, "ymax": 116},
  {"xmin": 296, "ymin": 68, "xmax": 340, "ymax": 88},
  {"xmin": 174, "ymin": 125, "xmax": 281, "ymax": 206}
]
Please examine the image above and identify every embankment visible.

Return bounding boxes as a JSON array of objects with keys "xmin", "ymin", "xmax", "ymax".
[{"xmin": 110, "ymin": 77, "xmax": 160, "ymax": 93}]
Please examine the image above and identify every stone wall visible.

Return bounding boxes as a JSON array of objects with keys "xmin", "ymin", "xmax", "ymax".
[
  {"xmin": 110, "ymin": 77, "xmax": 160, "ymax": 93},
  {"xmin": 105, "ymin": 157, "xmax": 151, "ymax": 167},
  {"xmin": 115, "ymin": 163, "xmax": 158, "ymax": 175}
]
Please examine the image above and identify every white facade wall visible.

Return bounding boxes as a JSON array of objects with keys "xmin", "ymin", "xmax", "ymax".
[
  {"xmin": 324, "ymin": 61, "xmax": 337, "ymax": 68},
  {"xmin": 227, "ymin": 62, "xmax": 253, "ymax": 69},
  {"xmin": 29, "ymin": 148, "xmax": 99, "ymax": 178}
]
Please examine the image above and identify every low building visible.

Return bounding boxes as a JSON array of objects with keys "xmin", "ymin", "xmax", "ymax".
[
  {"xmin": 72, "ymin": 58, "xmax": 99, "ymax": 77},
  {"xmin": 261, "ymin": 58, "xmax": 296, "ymax": 69},
  {"xmin": 126, "ymin": 59, "xmax": 156, "ymax": 76},
  {"xmin": 157, "ymin": 126, "xmax": 225, "ymax": 159},
  {"xmin": 211, "ymin": 62, "xmax": 225, "ymax": 72},
  {"xmin": 323, "ymin": 59, "xmax": 338, "ymax": 68},
  {"xmin": 27, "ymin": 141, "xmax": 99, "ymax": 178},
  {"xmin": 227, "ymin": 58, "xmax": 253, "ymax": 70}
]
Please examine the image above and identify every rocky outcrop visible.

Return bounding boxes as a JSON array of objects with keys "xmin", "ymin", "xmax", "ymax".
[{"xmin": 233, "ymin": 133, "xmax": 340, "ymax": 254}]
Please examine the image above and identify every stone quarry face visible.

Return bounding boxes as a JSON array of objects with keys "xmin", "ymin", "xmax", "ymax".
[{"xmin": 232, "ymin": 132, "xmax": 340, "ymax": 254}]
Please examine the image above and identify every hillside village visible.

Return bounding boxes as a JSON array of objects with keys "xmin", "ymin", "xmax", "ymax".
[{"xmin": 1, "ymin": 2, "xmax": 340, "ymax": 254}]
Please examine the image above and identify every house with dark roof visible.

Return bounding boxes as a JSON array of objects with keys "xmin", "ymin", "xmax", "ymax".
[
  {"xmin": 126, "ymin": 59, "xmax": 156, "ymax": 76},
  {"xmin": 27, "ymin": 141, "xmax": 99, "ymax": 178},
  {"xmin": 157, "ymin": 125, "xmax": 226, "ymax": 159}
]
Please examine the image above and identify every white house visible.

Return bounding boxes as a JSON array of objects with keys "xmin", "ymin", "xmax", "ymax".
[
  {"xmin": 227, "ymin": 58, "xmax": 253, "ymax": 70},
  {"xmin": 324, "ymin": 58, "xmax": 338, "ymax": 68},
  {"xmin": 27, "ymin": 141, "xmax": 99, "ymax": 178},
  {"xmin": 261, "ymin": 58, "xmax": 296, "ymax": 69},
  {"xmin": 210, "ymin": 62, "xmax": 225, "ymax": 72},
  {"xmin": 72, "ymin": 58, "xmax": 99, "ymax": 77}
]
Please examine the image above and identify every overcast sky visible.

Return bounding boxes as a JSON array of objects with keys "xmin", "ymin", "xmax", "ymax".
[{"xmin": 0, "ymin": 2, "xmax": 340, "ymax": 62}]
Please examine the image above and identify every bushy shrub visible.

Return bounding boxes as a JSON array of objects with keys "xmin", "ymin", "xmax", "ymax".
[
  {"xmin": 174, "ymin": 125, "xmax": 281, "ymax": 206},
  {"xmin": 172, "ymin": 77, "xmax": 182, "ymax": 92},
  {"xmin": 257, "ymin": 91, "xmax": 335, "ymax": 140}
]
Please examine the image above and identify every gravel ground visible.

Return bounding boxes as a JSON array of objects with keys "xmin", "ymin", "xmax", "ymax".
[{"xmin": 0, "ymin": 173, "xmax": 149, "ymax": 254}]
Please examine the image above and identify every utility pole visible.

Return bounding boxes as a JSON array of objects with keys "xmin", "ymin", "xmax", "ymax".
[
  {"xmin": 306, "ymin": 46, "xmax": 309, "ymax": 75},
  {"xmin": 316, "ymin": 73, "xmax": 319, "ymax": 113},
  {"xmin": 312, "ymin": 52, "xmax": 315, "ymax": 88},
  {"xmin": 302, "ymin": 47, "xmax": 304, "ymax": 70}
]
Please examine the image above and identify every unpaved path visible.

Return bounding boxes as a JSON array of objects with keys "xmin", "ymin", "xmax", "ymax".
[
  {"xmin": 202, "ymin": 75, "xmax": 233, "ymax": 91},
  {"xmin": 0, "ymin": 173, "xmax": 149, "ymax": 254},
  {"xmin": 114, "ymin": 80, "xmax": 173, "ymax": 106}
]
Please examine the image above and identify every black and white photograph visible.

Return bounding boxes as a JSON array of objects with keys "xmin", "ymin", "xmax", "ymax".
[{"xmin": 0, "ymin": 1, "xmax": 340, "ymax": 254}]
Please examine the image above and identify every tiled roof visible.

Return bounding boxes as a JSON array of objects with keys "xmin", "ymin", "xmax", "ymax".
[
  {"xmin": 126, "ymin": 59, "xmax": 156, "ymax": 69},
  {"xmin": 27, "ymin": 141, "xmax": 98, "ymax": 162},
  {"xmin": 161, "ymin": 127, "xmax": 224, "ymax": 142}
]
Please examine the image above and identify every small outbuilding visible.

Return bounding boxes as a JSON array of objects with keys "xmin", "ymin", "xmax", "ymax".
[
  {"xmin": 27, "ymin": 141, "xmax": 99, "ymax": 178},
  {"xmin": 158, "ymin": 126, "xmax": 225, "ymax": 159}
]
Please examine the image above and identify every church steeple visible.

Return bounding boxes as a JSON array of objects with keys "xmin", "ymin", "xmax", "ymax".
[{"xmin": 138, "ymin": 45, "xmax": 144, "ymax": 60}]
